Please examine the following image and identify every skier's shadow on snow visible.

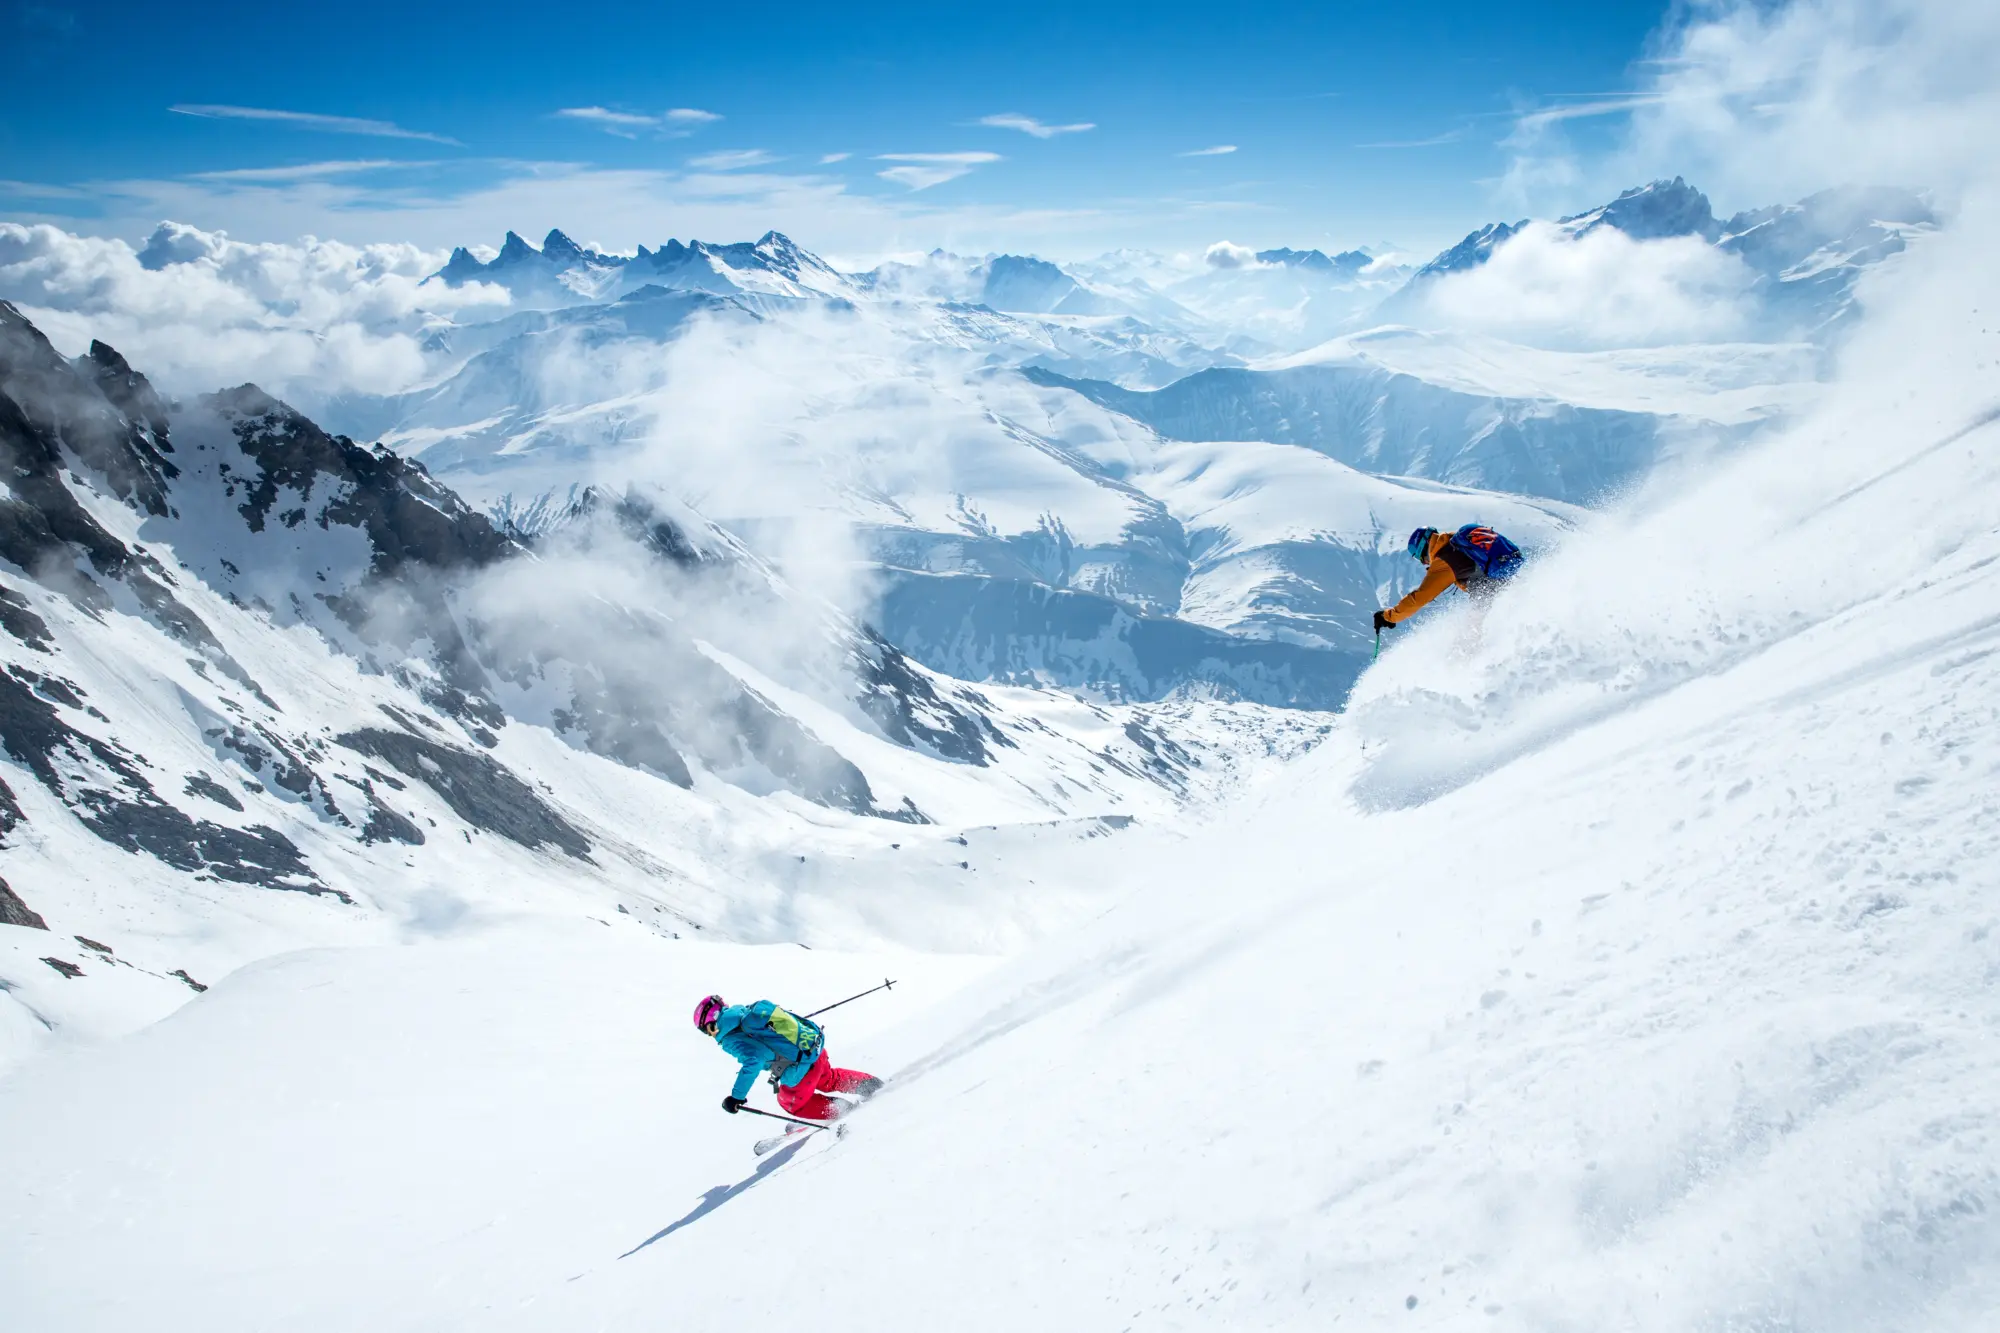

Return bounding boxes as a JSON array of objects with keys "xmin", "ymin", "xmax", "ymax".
[{"xmin": 620, "ymin": 1139, "xmax": 809, "ymax": 1258}]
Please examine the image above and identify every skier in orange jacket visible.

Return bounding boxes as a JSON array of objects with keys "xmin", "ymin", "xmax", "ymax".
[{"xmin": 1373, "ymin": 525, "xmax": 1524, "ymax": 632}]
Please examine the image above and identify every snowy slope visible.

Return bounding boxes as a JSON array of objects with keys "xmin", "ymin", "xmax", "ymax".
[
  {"xmin": 3, "ymin": 191, "xmax": 1991, "ymax": 1333},
  {"xmin": 1264, "ymin": 326, "xmax": 1819, "ymax": 425},
  {"xmin": 0, "ymin": 301, "xmax": 1329, "ymax": 1078}
]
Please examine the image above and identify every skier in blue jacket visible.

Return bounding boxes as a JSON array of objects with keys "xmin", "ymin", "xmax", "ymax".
[{"xmin": 694, "ymin": 995, "xmax": 882, "ymax": 1120}]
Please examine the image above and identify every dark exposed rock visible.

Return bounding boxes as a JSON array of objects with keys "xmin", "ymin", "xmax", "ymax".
[
  {"xmin": 183, "ymin": 773, "xmax": 246, "ymax": 811},
  {"xmin": 0, "ymin": 772, "xmax": 21, "ymax": 842},
  {"xmin": 206, "ymin": 721, "xmax": 342, "ymax": 817},
  {"xmin": 208, "ymin": 386, "xmax": 519, "ymax": 574},
  {"xmin": 10, "ymin": 665, "xmax": 84, "ymax": 708},
  {"xmin": 42, "ymin": 956, "xmax": 81, "ymax": 978},
  {"xmin": 80, "ymin": 340, "xmax": 172, "ymax": 438},
  {"xmin": 0, "ymin": 671, "xmax": 330, "ymax": 894},
  {"xmin": 363, "ymin": 765, "xmax": 406, "ymax": 791},
  {"xmin": 0, "ymin": 389, "xmax": 129, "ymax": 602},
  {"xmin": 609, "ymin": 490, "xmax": 708, "ymax": 569},
  {"xmin": 336, "ymin": 727, "xmax": 591, "ymax": 859},
  {"xmin": 1121, "ymin": 718, "xmax": 1198, "ymax": 791},
  {"xmin": 0, "ymin": 303, "xmax": 177, "ymax": 517},
  {"xmin": 75, "ymin": 935, "xmax": 111, "ymax": 954},
  {"xmin": 391, "ymin": 669, "xmax": 507, "ymax": 736},
  {"xmin": 853, "ymin": 627, "xmax": 995, "ymax": 765},
  {"xmin": 208, "ymin": 386, "xmax": 519, "ymax": 701},
  {"xmin": 0, "ymin": 309, "xmax": 274, "ymax": 702},
  {"xmin": 169, "ymin": 968, "xmax": 208, "ymax": 992},
  {"xmin": 0, "ymin": 876, "xmax": 47, "ymax": 929},
  {"xmin": 0, "ymin": 581, "xmax": 52, "ymax": 650},
  {"xmin": 359, "ymin": 793, "xmax": 426, "ymax": 846}
]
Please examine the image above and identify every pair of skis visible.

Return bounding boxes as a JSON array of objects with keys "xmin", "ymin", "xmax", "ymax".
[
  {"xmin": 747, "ymin": 1087, "xmax": 877, "ymax": 1156},
  {"xmin": 752, "ymin": 1118, "xmax": 849, "ymax": 1156}
]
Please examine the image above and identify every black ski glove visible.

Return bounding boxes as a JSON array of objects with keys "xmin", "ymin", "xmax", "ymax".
[
  {"xmin": 722, "ymin": 1096, "xmax": 745, "ymax": 1114},
  {"xmin": 1372, "ymin": 610, "xmax": 1393, "ymax": 632}
]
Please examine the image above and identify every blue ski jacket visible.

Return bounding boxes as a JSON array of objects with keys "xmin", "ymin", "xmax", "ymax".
[{"xmin": 713, "ymin": 1000, "xmax": 824, "ymax": 1101}]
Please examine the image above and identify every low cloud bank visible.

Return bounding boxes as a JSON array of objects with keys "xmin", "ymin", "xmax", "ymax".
[
  {"xmin": 0, "ymin": 221, "xmax": 507, "ymax": 397},
  {"xmin": 1414, "ymin": 223, "xmax": 1756, "ymax": 349}
]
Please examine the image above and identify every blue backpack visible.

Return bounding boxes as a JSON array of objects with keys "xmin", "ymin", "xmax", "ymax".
[{"xmin": 1449, "ymin": 524, "xmax": 1524, "ymax": 579}]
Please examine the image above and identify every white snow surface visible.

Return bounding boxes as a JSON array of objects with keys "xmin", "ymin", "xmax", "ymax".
[
  {"xmin": 1265, "ymin": 326, "xmax": 1820, "ymax": 425},
  {"xmin": 4, "ymin": 204, "xmax": 1999, "ymax": 1331}
]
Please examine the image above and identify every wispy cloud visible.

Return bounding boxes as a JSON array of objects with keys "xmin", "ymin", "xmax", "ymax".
[
  {"xmin": 1355, "ymin": 130, "xmax": 1463, "ymax": 149},
  {"xmin": 0, "ymin": 179, "xmax": 92, "ymax": 199},
  {"xmin": 874, "ymin": 151, "xmax": 1002, "ymax": 191},
  {"xmin": 818, "ymin": 152, "xmax": 852, "ymax": 165},
  {"xmin": 188, "ymin": 159, "xmax": 432, "ymax": 183},
  {"xmin": 978, "ymin": 113, "xmax": 1095, "ymax": 139},
  {"xmin": 1512, "ymin": 95, "xmax": 1665, "ymax": 134},
  {"xmin": 555, "ymin": 106, "xmax": 722, "ymax": 138},
  {"xmin": 689, "ymin": 148, "xmax": 778, "ymax": 171},
  {"xmin": 169, "ymin": 104, "xmax": 460, "ymax": 146},
  {"xmin": 1178, "ymin": 145, "xmax": 1238, "ymax": 157}
]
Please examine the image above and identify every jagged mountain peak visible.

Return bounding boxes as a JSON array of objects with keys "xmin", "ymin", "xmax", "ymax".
[
  {"xmin": 1252, "ymin": 247, "xmax": 1373, "ymax": 275},
  {"xmin": 1560, "ymin": 175, "xmax": 1719, "ymax": 241},
  {"xmin": 428, "ymin": 227, "xmax": 847, "ymax": 302},
  {"xmin": 540, "ymin": 228, "xmax": 585, "ymax": 262},
  {"xmin": 1412, "ymin": 220, "xmax": 1523, "ymax": 279}
]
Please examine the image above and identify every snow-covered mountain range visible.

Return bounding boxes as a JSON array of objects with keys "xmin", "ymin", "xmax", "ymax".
[{"xmin": 282, "ymin": 176, "xmax": 1925, "ymax": 708}]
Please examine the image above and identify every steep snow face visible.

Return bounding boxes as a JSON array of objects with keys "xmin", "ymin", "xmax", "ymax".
[{"xmin": 4, "ymin": 199, "xmax": 1988, "ymax": 1333}]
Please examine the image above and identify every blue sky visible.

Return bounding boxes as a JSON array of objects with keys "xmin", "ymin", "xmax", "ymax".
[{"xmin": 3, "ymin": 0, "xmax": 1680, "ymax": 261}]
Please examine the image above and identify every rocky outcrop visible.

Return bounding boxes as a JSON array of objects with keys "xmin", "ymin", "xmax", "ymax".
[
  {"xmin": 0, "ymin": 875, "xmax": 46, "ymax": 929},
  {"xmin": 336, "ymin": 727, "xmax": 591, "ymax": 860},
  {"xmin": 0, "ymin": 671, "xmax": 327, "ymax": 893}
]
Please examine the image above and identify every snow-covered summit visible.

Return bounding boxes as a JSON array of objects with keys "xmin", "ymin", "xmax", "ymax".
[
  {"xmin": 1253, "ymin": 245, "xmax": 1373, "ymax": 273},
  {"xmin": 430, "ymin": 229, "xmax": 851, "ymax": 308},
  {"xmin": 1386, "ymin": 178, "xmax": 1934, "ymax": 339},
  {"xmin": 1557, "ymin": 175, "xmax": 1721, "ymax": 241}
]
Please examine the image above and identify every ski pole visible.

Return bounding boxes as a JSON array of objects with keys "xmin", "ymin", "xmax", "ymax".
[
  {"xmin": 733, "ymin": 1104, "xmax": 826, "ymax": 1130},
  {"xmin": 802, "ymin": 978, "xmax": 896, "ymax": 1019},
  {"xmin": 1373, "ymin": 627, "xmax": 1381, "ymax": 661}
]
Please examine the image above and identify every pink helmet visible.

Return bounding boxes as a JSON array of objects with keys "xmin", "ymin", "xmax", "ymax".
[{"xmin": 693, "ymin": 994, "xmax": 726, "ymax": 1030}]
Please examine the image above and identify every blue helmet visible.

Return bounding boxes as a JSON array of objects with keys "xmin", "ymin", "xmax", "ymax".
[{"xmin": 1406, "ymin": 527, "xmax": 1438, "ymax": 561}]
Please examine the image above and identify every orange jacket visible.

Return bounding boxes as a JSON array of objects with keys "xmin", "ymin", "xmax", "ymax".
[{"xmin": 1382, "ymin": 531, "xmax": 1469, "ymax": 625}]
